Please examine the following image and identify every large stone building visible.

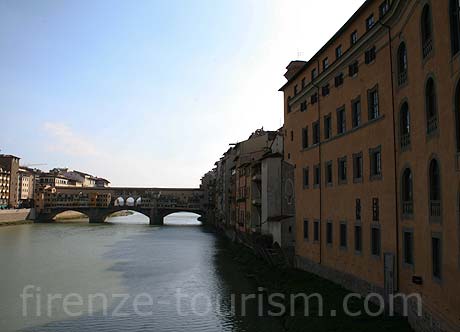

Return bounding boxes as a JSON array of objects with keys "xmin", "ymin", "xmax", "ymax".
[
  {"xmin": 280, "ymin": 0, "xmax": 460, "ymax": 331},
  {"xmin": 0, "ymin": 154, "xmax": 20, "ymax": 207}
]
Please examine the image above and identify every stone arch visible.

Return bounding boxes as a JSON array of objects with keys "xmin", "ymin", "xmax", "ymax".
[
  {"xmin": 114, "ymin": 197, "xmax": 125, "ymax": 207},
  {"xmin": 125, "ymin": 197, "xmax": 135, "ymax": 207}
]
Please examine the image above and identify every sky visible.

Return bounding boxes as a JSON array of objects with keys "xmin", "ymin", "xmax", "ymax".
[{"xmin": 0, "ymin": 0, "xmax": 365, "ymax": 187}]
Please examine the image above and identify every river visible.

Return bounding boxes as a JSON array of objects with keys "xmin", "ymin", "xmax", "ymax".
[{"xmin": 0, "ymin": 212, "xmax": 282, "ymax": 332}]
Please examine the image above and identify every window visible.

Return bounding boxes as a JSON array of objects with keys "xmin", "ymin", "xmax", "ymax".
[
  {"xmin": 335, "ymin": 73, "xmax": 344, "ymax": 87},
  {"xmin": 314, "ymin": 164, "xmax": 321, "ymax": 188},
  {"xmin": 400, "ymin": 102, "xmax": 411, "ymax": 149},
  {"xmin": 370, "ymin": 146, "xmax": 382, "ymax": 179},
  {"xmin": 432, "ymin": 235, "xmax": 442, "ymax": 279},
  {"xmin": 340, "ymin": 222, "xmax": 347, "ymax": 248},
  {"xmin": 372, "ymin": 197, "xmax": 380, "ymax": 221},
  {"xmin": 371, "ymin": 226, "xmax": 381, "ymax": 257},
  {"xmin": 323, "ymin": 57, "xmax": 329, "ymax": 71},
  {"xmin": 311, "ymin": 93, "xmax": 318, "ymax": 104},
  {"xmin": 287, "ymin": 96, "xmax": 292, "ymax": 113},
  {"xmin": 366, "ymin": 15, "xmax": 375, "ymax": 31},
  {"xmin": 325, "ymin": 161, "xmax": 333, "ymax": 186},
  {"xmin": 451, "ymin": 0, "xmax": 460, "ymax": 56},
  {"xmin": 322, "ymin": 84, "xmax": 330, "ymax": 97},
  {"xmin": 353, "ymin": 152, "xmax": 363, "ymax": 182},
  {"xmin": 301, "ymin": 77, "xmax": 306, "ymax": 89},
  {"xmin": 311, "ymin": 68, "xmax": 317, "ymax": 80},
  {"xmin": 426, "ymin": 78, "xmax": 438, "ymax": 134},
  {"xmin": 338, "ymin": 157, "xmax": 347, "ymax": 184},
  {"xmin": 365, "ymin": 46, "xmax": 376, "ymax": 64},
  {"xmin": 290, "ymin": 130, "xmax": 294, "ymax": 142},
  {"xmin": 349, "ymin": 61, "xmax": 359, "ymax": 77},
  {"xmin": 303, "ymin": 220, "xmax": 309, "ymax": 239},
  {"xmin": 337, "ymin": 107, "xmax": 346, "ymax": 134},
  {"xmin": 429, "ymin": 159, "xmax": 441, "ymax": 221},
  {"xmin": 352, "ymin": 97, "xmax": 361, "ymax": 128},
  {"xmin": 303, "ymin": 167, "xmax": 309, "ymax": 188},
  {"xmin": 379, "ymin": 0, "xmax": 390, "ymax": 18},
  {"xmin": 326, "ymin": 221, "xmax": 333, "ymax": 245},
  {"xmin": 336, "ymin": 45, "xmax": 343, "ymax": 59},
  {"xmin": 324, "ymin": 114, "xmax": 332, "ymax": 140},
  {"xmin": 350, "ymin": 30, "xmax": 358, "ymax": 45},
  {"xmin": 300, "ymin": 100, "xmax": 307, "ymax": 112},
  {"xmin": 355, "ymin": 198, "xmax": 361, "ymax": 220},
  {"xmin": 302, "ymin": 127, "xmax": 308, "ymax": 149},
  {"xmin": 355, "ymin": 224, "xmax": 362, "ymax": 252},
  {"xmin": 397, "ymin": 43, "xmax": 408, "ymax": 86},
  {"xmin": 368, "ymin": 86, "xmax": 379, "ymax": 120},
  {"xmin": 313, "ymin": 121, "xmax": 320, "ymax": 145},
  {"xmin": 402, "ymin": 168, "xmax": 413, "ymax": 218},
  {"xmin": 403, "ymin": 230, "xmax": 414, "ymax": 265},
  {"xmin": 314, "ymin": 221, "xmax": 320, "ymax": 241},
  {"xmin": 421, "ymin": 5, "xmax": 433, "ymax": 58},
  {"xmin": 294, "ymin": 85, "xmax": 298, "ymax": 96}
]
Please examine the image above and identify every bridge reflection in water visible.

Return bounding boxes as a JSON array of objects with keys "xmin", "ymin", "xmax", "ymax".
[{"xmin": 34, "ymin": 187, "xmax": 205, "ymax": 225}]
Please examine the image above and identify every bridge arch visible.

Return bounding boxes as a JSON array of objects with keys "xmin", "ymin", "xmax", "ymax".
[{"xmin": 42, "ymin": 209, "xmax": 91, "ymax": 222}]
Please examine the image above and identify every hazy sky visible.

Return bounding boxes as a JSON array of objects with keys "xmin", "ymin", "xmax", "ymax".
[{"xmin": 0, "ymin": 0, "xmax": 365, "ymax": 187}]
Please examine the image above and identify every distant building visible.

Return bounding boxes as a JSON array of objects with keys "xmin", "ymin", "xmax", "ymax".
[
  {"xmin": 38, "ymin": 173, "xmax": 71, "ymax": 187},
  {"xmin": 0, "ymin": 167, "xmax": 11, "ymax": 208},
  {"xmin": 0, "ymin": 154, "xmax": 20, "ymax": 207},
  {"xmin": 95, "ymin": 177, "xmax": 110, "ymax": 188}
]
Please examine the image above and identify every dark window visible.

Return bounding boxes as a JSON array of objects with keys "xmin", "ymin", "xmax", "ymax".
[
  {"xmin": 421, "ymin": 5, "xmax": 433, "ymax": 58},
  {"xmin": 303, "ymin": 220, "xmax": 309, "ymax": 239},
  {"xmin": 314, "ymin": 164, "xmax": 321, "ymax": 187},
  {"xmin": 326, "ymin": 222, "xmax": 333, "ymax": 245},
  {"xmin": 370, "ymin": 147, "xmax": 382, "ymax": 178},
  {"xmin": 324, "ymin": 114, "xmax": 332, "ymax": 139},
  {"xmin": 300, "ymin": 100, "xmax": 307, "ymax": 112},
  {"xmin": 311, "ymin": 68, "xmax": 317, "ymax": 80},
  {"xmin": 338, "ymin": 157, "xmax": 347, "ymax": 184},
  {"xmin": 302, "ymin": 127, "xmax": 308, "ymax": 149},
  {"xmin": 290, "ymin": 130, "xmax": 294, "ymax": 142},
  {"xmin": 322, "ymin": 84, "xmax": 330, "ymax": 97},
  {"xmin": 429, "ymin": 159, "xmax": 441, "ymax": 220},
  {"xmin": 432, "ymin": 236, "xmax": 442, "ymax": 279},
  {"xmin": 323, "ymin": 58, "xmax": 329, "ymax": 71},
  {"xmin": 353, "ymin": 152, "xmax": 363, "ymax": 182},
  {"xmin": 351, "ymin": 30, "xmax": 358, "ymax": 45},
  {"xmin": 400, "ymin": 102, "xmax": 411, "ymax": 149},
  {"xmin": 325, "ymin": 161, "xmax": 333, "ymax": 186},
  {"xmin": 314, "ymin": 221, "xmax": 320, "ymax": 241},
  {"xmin": 301, "ymin": 77, "xmax": 306, "ymax": 89},
  {"xmin": 379, "ymin": 0, "xmax": 390, "ymax": 18},
  {"xmin": 313, "ymin": 121, "xmax": 320, "ymax": 145},
  {"xmin": 403, "ymin": 230, "xmax": 414, "ymax": 265},
  {"xmin": 355, "ymin": 199, "xmax": 361, "ymax": 220},
  {"xmin": 335, "ymin": 73, "xmax": 344, "ymax": 87},
  {"xmin": 349, "ymin": 61, "xmax": 359, "ymax": 77},
  {"xmin": 397, "ymin": 43, "xmax": 408, "ymax": 86},
  {"xmin": 368, "ymin": 87, "xmax": 379, "ymax": 120},
  {"xmin": 352, "ymin": 97, "xmax": 361, "ymax": 128},
  {"xmin": 340, "ymin": 223, "xmax": 347, "ymax": 248},
  {"xmin": 336, "ymin": 45, "xmax": 343, "ymax": 59},
  {"xmin": 294, "ymin": 85, "xmax": 298, "ymax": 96},
  {"xmin": 426, "ymin": 78, "xmax": 438, "ymax": 134},
  {"xmin": 287, "ymin": 96, "xmax": 292, "ymax": 113},
  {"xmin": 366, "ymin": 15, "xmax": 375, "ymax": 31},
  {"xmin": 371, "ymin": 226, "xmax": 381, "ymax": 256},
  {"xmin": 337, "ymin": 107, "xmax": 346, "ymax": 134},
  {"xmin": 365, "ymin": 46, "xmax": 376, "ymax": 64},
  {"xmin": 311, "ymin": 93, "xmax": 318, "ymax": 104},
  {"xmin": 402, "ymin": 168, "xmax": 414, "ymax": 217},
  {"xmin": 451, "ymin": 0, "xmax": 460, "ymax": 56},
  {"xmin": 355, "ymin": 224, "xmax": 362, "ymax": 252},
  {"xmin": 372, "ymin": 197, "xmax": 380, "ymax": 221},
  {"xmin": 303, "ymin": 167, "xmax": 309, "ymax": 188}
]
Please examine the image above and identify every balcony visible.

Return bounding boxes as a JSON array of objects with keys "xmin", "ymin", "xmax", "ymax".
[
  {"xmin": 427, "ymin": 116, "xmax": 438, "ymax": 134},
  {"xmin": 402, "ymin": 201, "xmax": 413, "ymax": 217},
  {"xmin": 423, "ymin": 38, "xmax": 433, "ymax": 58},
  {"xmin": 398, "ymin": 70, "xmax": 408, "ymax": 86},
  {"xmin": 429, "ymin": 200, "xmax": 441, "ymax": 222},
  {"xmin": 400, "ymin": 133, "xmax": 411, "ymax": 150}
]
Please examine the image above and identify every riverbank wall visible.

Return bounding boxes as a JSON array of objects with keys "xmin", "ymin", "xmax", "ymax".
[{"xmin": 0, "ymin": 209, "xmax": 34, "ymax": 226}]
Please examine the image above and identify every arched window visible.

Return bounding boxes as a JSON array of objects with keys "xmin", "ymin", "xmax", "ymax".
[
  {"xmin": 402, "ymin": 168, "xmax": 413, "ymax": 217},
  {"xmin": 456, "ymin": 81, "xmax": 460, "ymax": 152},
  {"xmin": 421, "ymin": 5, "xmax": 433, "ymax": 58},
  {"xmin": 426, "ymin": 78, "xmax": 438, "ymax": 134},
  {"xmin": 397, "ymin": 43, "xmax": 408, "ymax": 85},
  {"xmin": 429, "ymin": 159, "xmax": 441, "ymax": 220},
  {"xmin": 400, "ymin": 102, "xmax": 410, "ymax": 149},
  {"xmin": 450, "ymin": 0, "xmax": 460, "ymax": 55}
]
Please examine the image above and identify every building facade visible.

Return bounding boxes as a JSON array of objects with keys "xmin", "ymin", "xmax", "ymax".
[
  {"xmin": 0, "ymin": 167, "xmax": 11, "ymax": 208},
  {"xmin": 280, "ymin": 1, "xmax": 460, "ymax": 331},
  {"xmin": 0, "ymin": 154, "xmax": 20, "ymax": 207}
]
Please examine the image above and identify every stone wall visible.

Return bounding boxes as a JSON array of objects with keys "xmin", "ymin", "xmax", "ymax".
[{"xmin": 0, "ymin": 209, "xmax": 32, "ymax": 223}]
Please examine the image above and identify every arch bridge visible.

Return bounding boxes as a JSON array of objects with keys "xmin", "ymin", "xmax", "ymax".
[{"xmin": 35, "ymin": 187, "xmax": 205, "ymax": 225}]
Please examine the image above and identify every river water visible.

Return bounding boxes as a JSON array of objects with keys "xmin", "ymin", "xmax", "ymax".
[{"xmin": 0, "ymin": 212, "xmax": 282, "ymax": 332}]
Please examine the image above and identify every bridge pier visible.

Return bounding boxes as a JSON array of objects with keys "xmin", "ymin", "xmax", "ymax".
[
  {"xmin": 89, "ymin": 217, "xmax": 105, "ymax": 224},
  {"xmin": 149, "ymin": 215, "xmax": 164, "ymax": 226}
]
